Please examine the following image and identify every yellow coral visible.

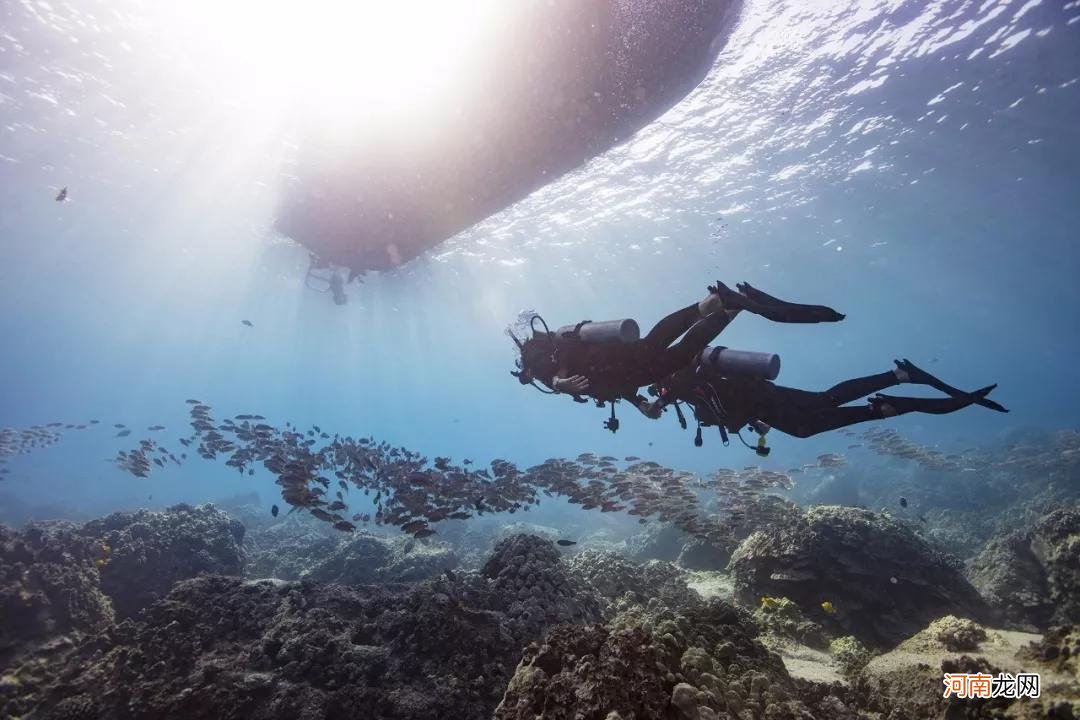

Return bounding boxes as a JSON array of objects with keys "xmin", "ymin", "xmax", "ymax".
[{"xmin": 759, "ymin": 596, "xmax": 781, "ymax": 610}]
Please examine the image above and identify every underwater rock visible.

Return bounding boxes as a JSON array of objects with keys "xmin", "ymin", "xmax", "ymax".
[
  {"xmin": 0, "ymin": 522, "xmax": 113, "ymax": 667},
  {"xmin": 856, "ymin": 617, "xmax": 1080, "ymax": 720},
  {"xmin": 967, "ymin": 508, "xmax": 1080, "ymax": 631},
  {"xmin": 491, "ymin": 522, "xmax": 562, "ymax": 543},
  {"xmin": 565, "ymin": 549, "xmax": 693, "ymax": 618},
  {"xmin": 248, "ymin": 520, "xmax": 458, "ymax": 584},
  {"xmin": 481, "ymin": 534, "xmax": 603, "ymax": 642},
  {"xmin": 827, "ymin": 636, "xmax": 872, "ymax": 679},
  {"xmin": 625, "ymin": 522, "xmax": 688, "ymax": 563},
  {"xmin": 16, "ymin": 534, "xmax": 606, "ymax": 720},
  {"xmin": 244, "ymin": 518, "xmax": 341, "ymax": 580},
  {"xmin": 928, "ymin": 614, "xmax": 988, "ymax": 652},
  {"xmin": 676, "ymin": 536, "xmax": 733, "ymax": 572},
  {"xmin": 493, "ymin": 624, "xmax": 674, "ymax": 720},
  {"xmin": 729, "ymin": 505, "xmax": 992, "ymax": 649},
  {"xmin": 497, "ymin": 591, "xmax": 860, "ymax": 720},
  {"xmin": 754, "ymin": 596, "xmax": 829, "ymax": 650},
  {"xmin": 22, "ymin": 574, "xmax": 522, "ymax": 720},
  {"xmin": 77, "ymin": 503, "xmax": 245, "ymax": 619},
  {"xmin": 1020, "ymin": 624, "xmax": 1080, "ymax": 684}
]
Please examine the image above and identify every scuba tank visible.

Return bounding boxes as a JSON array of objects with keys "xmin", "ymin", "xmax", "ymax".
[
  {"xmin": 699, "ymin": 346, "xmax": 780, "ymax": 381},
  {"xmin": 555, "ymin": 319, "xmax": 639, "ymax": 344}
]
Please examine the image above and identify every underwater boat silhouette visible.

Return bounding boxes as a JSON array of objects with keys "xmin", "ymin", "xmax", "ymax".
[{"xmin": 275, "ymin": 0, "xmax": 741, "ymax": 277}]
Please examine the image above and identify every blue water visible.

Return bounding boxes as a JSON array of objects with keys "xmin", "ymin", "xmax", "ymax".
[{"xmin": 1, "ymin": 0, "xmax": 1078, "ymax": 521}]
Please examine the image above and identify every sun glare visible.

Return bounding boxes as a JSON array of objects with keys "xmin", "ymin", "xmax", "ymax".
[{"xmin": 155, "ymin": 0, "xmax": 506, "ymax": 136}]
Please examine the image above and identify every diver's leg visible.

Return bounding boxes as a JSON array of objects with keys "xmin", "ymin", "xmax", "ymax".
[
  {"xmin": 764, "ymin": 405, "xmax": 884, "ymax": 438},
  {"xmin": 872, "ymin": 385, "xmax": 996, "ymax": 416},
  {"xmin": 760, "ymin": 384, "xmax": 994, "ymax": 438},
  {"xmin": 642, "ymin": 305, "xmax": 701, "ymax": 349},
  {"xmin": 818, "ymin": 370, "xmax": 903, "ymax": 406},
  {"xmin": 649, "ymin": 310, "xmax": 737, "ymax": 378},
  {"xmin": 642, "ymin": 289, "xmax": 735, "ymax": 350}
]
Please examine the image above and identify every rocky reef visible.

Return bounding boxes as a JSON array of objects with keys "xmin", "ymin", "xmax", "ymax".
[
  {"xmin": 0, "ymin": 522, "xmax": 112, "ymax": 667},
  {"xmin": 4, "ymin": 499, "xmax": 1080, "ymax": 720},
  {"xmin": 79, "ymin": 503, "xmax": 246, "ymax": 619},
  {"xmin": 495, "ymin": 590, "xmax": 866, "ymax": 720},
  {"xmin": 967, "ymin": 507, "xmax": 1079, "ymax": 631},
  {"xmin": 729, "ymin": 504, "xmax": 992, "ymax": 648},
  {"xmin": 247, "ymin": 522, "xmax": 458, "ymax": 586}
]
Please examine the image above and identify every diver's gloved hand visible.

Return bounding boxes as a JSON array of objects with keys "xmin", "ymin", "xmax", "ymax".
[
  {"xmin": 554, "ymin": 375, "xmax": 590, "ymax": 394},
  {"xmin": 637, "ymin": 398, "xmax": 664, "ymax": 419},
  {"xmin": 734, "ymin": 281, "xmax": 846, "ymax": 323}
]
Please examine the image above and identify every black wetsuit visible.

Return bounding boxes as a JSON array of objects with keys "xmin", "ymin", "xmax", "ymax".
[
  {"xmin": 551, "ymin": 304, "xmax": 734, "ymax": 402},
  {"xmin": 666, "ymin": 367, "xmax": 982, "ymax": 439}
]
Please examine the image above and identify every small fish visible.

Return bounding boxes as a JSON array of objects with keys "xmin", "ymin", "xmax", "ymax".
[
  {"xmin": 556, "ymin": 539, "xmax": 577, "ymax": 547},
  {"xmin": 115, "ymin": 429, "xmax": 131, "ymax": 437},
  {"xmin": 820, "ymin": 600, "xmax": 836, "ymax": 615},
  {"xmin": 412, "ymin": 528, "xmax": 436, "ymax": 539},
  {"xmin": 241, "ymin": 320, "xmax": 254, "ymax": 327},
  {"xmin": 899, "ymin": 497, "xmax": 908, "ymax": 508},
  {"xmin": 55, "ymin": 186, "xmax": 67, "ymax": 202},
  {"xmin": 333, "ymin": 520, "xmax": 356, "ymax": 532}
]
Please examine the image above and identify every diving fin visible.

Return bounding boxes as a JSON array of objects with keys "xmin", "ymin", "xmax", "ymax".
[
  {"xmin": 872, "ymin": 384, "xmax": 995, "ymax": 415},
  {"xmin": 894, "ymin": 358, "xmax": 1009, "ymax": 413},
  {"xmin": 735, "ymin": 281, "xmax": 846, "ymax": 323}
]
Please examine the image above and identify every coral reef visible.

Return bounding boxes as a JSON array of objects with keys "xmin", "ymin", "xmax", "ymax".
[
  {"xmin": 244, "ymin": 518, "xmax": 342, "ymax": 580},
  {"xmin": 753, "ymin": 596, "xmax": 828, "ymax": 650},
  {"xmin": 827, "ymin": 636, "xmax": 871, "ymax": 678},
  {"xmin": 675, "ymin": 536, "xmax": 732, "ymax": 572},
  {"xmin": 968, "ymin": 508, "xmax": 1079, "ymax": 631},
  {"xmin": 0, "ymin": 522, "xmax": 113, "ymax": 665},
  {"xmin": 1020, "ymin": 624, "xmax": 1080, "ymax": 683},
  {"xmin": 625, "ymin": 522, "xmax": 687, "ymax": 563},
  {"xmin": 481, "ymin": 534, "xmax": 603, "ymax": 642},
  {"xmin": 287, "ymin": 530, "xmax": 457, "ymax": 585},
  {"xmin": 729, "ymin": 505, "xmax": 992, "ymax": 648},
  {"xmin": 492, "ymin": 624, "xmax": 674, "ymax": 720},
  {"xmin": 17, "ymin": 534, "xmax": 600, "ymax": 720},
  {"xmin": 855, "ymin": 617, "xmax": 1080, "ymax": 720},
  {"xmin": 496, "ymin": 591, "xmax": 865, "ymax": 720},
  {"xmin": 78, "ymin": 503, "xmax": 246, "ymax": 619},
  {"xmin": 565, "ymin": 549, "xmax": 692, "ymax": 618},
  {"xmin": 24, "ymin": 575, "xmax": 519, "ymax": 720}
]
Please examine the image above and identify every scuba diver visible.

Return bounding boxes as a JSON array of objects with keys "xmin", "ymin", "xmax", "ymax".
[
  {"xmin": 510, "ymin": 280, "xmax": 846, "ymax": 430},
  {"xmin": 648, "ymin": 353, "xmax": 1007, "ymax": 455}
]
